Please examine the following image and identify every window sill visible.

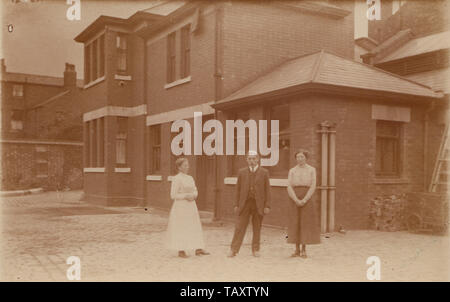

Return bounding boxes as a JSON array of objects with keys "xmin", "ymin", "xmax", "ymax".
[
  {"xmin": 146, "ymin": 175, "xmax": 162, "ymax": 181},
  {"xmin": 224, "ymin": 177, "xmax": 288, "ymax": 187},
  {"xmin": 84, "ymin": 167, "xmax": 106, "ymax": 173},
  {"xmin": 373, "ymin": 178, "xmax": 410, "ymax": 184},
  {"xmin": 115, "ymin": 167, "xmax": 131, "ymax": 173},
  {"xmin": 164, "ymin": 76, "xmax": 191, "ymax": 89},
  {"xmin": 83, "ymin": 76, "xmax": 105, "ymax": 89},
  {"xmin": 114, "ymin": 74, "xmax": 132, "ymax": 81}
]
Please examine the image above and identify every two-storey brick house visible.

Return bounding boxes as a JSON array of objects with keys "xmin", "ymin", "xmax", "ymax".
[
  {"xmin": 1, "ymin": 60, "xmax": 84, "ymax": 190},
  {"xmin": 76, "ymin": 1, "xmax": 444, "ymax": 231}
]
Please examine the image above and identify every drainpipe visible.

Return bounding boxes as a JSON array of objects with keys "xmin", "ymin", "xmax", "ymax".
[
  {"xmin": 328, "ymin": 123, "xmax": 336, "ymax": 232},
  {"xmin": 424, "ymin": 100, "xmax": 436, "ymax": 191},
  {"xmin": 143, "ymin": 36, "xmax": 148, "ymax": 207},
  {"xmin": 318, "ymin": 121, "xmax": 330, "ymax": 233},
  {"xmin": 213, "ymin": 4, "xmax": 224, "ymax": 221}
]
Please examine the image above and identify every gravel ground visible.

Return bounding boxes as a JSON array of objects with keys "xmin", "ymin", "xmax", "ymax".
[{"xmin": 1, "ymin": 191, "xmax": 449, "ymax": 282}]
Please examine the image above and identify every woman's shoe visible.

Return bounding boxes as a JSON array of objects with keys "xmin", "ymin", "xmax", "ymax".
[
  {"xmin": 178, "ymin": 251, "xmax": 188, "ymax": 258},
  {"xmin": 300, "ymin": 251, "xmax": 307, "ymax": 258},
  {"xmin": 291, "ymin": 251, "xmax": 301, "ymax": 257},
  {"xmin": 195, "ymin": 249, "xmax": 210, "ymax": 256}
]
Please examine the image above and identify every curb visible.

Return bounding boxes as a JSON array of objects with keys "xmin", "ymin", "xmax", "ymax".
[{"xmin": 0, "ymin": 187, "xmax": 44, "ymax": 197}]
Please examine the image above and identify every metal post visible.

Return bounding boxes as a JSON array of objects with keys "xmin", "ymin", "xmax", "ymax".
[
  {"xmin": 328, "ymin": 124, "xmax": 336, "ymax": 232},
  {"xmin": 319, "ymin": 121, "xmax": 329, "ymax": 233}
]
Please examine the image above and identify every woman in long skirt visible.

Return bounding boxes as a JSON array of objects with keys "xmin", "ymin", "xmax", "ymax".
[
  {"xmin": 166, "ymin": 157, "xmax": 210, "ymax": 258},
  {"xmin": 286, "ymin": 149, "xmax": 321, "ymax": 258}
]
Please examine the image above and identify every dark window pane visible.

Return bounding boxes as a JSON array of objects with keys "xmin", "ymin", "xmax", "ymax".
[{"xmin": 376, "ymin": 121, "xmax": 401, "ymax": 176}]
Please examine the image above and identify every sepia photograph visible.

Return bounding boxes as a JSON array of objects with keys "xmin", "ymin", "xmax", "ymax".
[{"xmin": 0, "ymin": 0, "xmax": 449, "ymax": 287}]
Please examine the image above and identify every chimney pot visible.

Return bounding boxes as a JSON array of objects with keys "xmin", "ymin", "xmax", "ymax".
[{"xmin": 64, "ymin": 62, "xmax": 77, "ymax": 88}]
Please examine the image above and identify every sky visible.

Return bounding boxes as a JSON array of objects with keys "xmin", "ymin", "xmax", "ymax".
[
  {"xmin": 1, "ymin": 0, "xmax": 159, "ymax": 79},
  {"xmin": 1, "ymin": 0, "xmax": 369, "ymax": 79}
]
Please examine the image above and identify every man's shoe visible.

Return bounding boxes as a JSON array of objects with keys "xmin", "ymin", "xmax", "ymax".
[
  {"xmin": 227, "ymin": 250, "xmax": 237, "ymax": 257},
  {"xmin": 252, "ymin": 251, "xmax": 261, "ymax": 257},
  {"xmin": 195, "ymin": 249, "xmax": 210, "ymax": 256}
]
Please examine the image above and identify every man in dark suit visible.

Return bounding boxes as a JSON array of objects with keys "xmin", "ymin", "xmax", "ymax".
[{"xmin": 228, "ymin": 151, "xmax": 271, "ymax": 257}]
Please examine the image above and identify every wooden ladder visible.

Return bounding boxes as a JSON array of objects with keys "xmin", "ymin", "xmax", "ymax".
[{"xmin": 429, "ymin": 123, "xmax": 450, "ymax": 192}]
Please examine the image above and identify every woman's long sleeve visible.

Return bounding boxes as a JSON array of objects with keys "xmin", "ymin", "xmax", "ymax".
[
  {"xmin": 170, "ymin": 177, "xmax": 186, "ymax": 200},
  {"xmin": 303, "ymin": 168, "xmax": 317, "ymax": 202},
  {"xmin": 191, "ymin": 176, "xmax": 198, "ymax": 199},
  {"xmin": 286, "ymin": 169, "xmax": 298, "ymax": 201}
]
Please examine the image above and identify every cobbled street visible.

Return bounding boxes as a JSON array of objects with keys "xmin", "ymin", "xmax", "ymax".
[{"xmin": 1, "ymin": 191, "xmax": 448, "ymax": 281}]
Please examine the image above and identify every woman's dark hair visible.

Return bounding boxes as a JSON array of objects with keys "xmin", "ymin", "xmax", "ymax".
[
  {"xmin": 294, "ymin": 149, "xmax": 310, "ymax": 159},
  {"xmin": 175, "ymin": 157, "xmax": 188, "ymax": 170}
]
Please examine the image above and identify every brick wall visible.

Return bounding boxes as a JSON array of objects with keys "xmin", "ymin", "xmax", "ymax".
[
  {"xmin": 369, "ymin": 0, "xmax": 450, "ymax": 42},
  {"xmin": 221, "ymin": 1, "xmax": 355, "ymax": 97},
  {"xmin": 145, "ymin": 8, "xmax": 216, "ymax": 115},
  {"xmin": 1, "ymin": 141, "xmax": 83, "ymax": 191}
]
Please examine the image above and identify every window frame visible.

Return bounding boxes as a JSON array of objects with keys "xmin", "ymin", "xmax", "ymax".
[
  {"xmin": 84, "ymin": 34, "xmax": 105, "ymax": 85},
  {"xmin": 166, "ymin": 32, "xmax": 176, "ymax": 84},
  {"xmin": 116, "ymin": 34, "xmax": 128, "ymax": 74},
  {"xmin": 10, "ymin": 110, "xmax": 24, "ymax": 131},
  {"xmin": 12, "ymin": 84, "xmax": 24, "ymax": 97},
  {"xmin": 180, "ymin": 24, "xmax": 191, "ymax": 79},
  {"xmin": 149, "ymin": 124, "xmax": 162, "ymax": 174},
  {"xmin": 375, "ymin": 120, "xmax": 403, "ymax": 177},
  {"xmin": 115, "ymin": 117, "xmax": 128, "ymax": 166}
]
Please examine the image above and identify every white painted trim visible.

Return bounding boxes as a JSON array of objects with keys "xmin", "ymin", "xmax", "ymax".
[
  {"xmin": 0, "ymin": 139, "xmax": 83, "ymax": 146},
  {"xmin": 114, "ymin": 74, "xmax": 132, "ymax": 81},
  {"xmin": 224, "ymin": 177, "xmax": 237, "ymax": 185},
  {"xmin": 83, "ymin": 76, "xmax": 105, "ymax": 90},
  {"xmin": 164, "ymin": 76, "xmax": 191, "ymax": 89},
  {"xmin": 167, "ymin": 176, "xmax": 174, "ymax": 182},
  {"xmin": 146, "ymin": 175, "xmax": 163, "ymax": 181},
  {"xmin": 115, "ymin": 167, "xmax": 131, "ymax": 173},
  {"xmin": 146, "ymin": 102, "xmax": 215, "ymax": 126},
  {"xmin": 224, "ymin": 177, "xmax": 289, "ymax": 187},
  {"xmin": 270, "ymin": 178, "xmax": 289, "ymax": 187},
  {"xmin": 84, "ymin": 104, "xmax": 147, "ymax": 122},
  {"xmin": 84, "ymin": 167, "xmax": 106, "ymax": 173},
  {"xmin": 371, "ymin": 104, "xmax": 411, "ymax": 122}
]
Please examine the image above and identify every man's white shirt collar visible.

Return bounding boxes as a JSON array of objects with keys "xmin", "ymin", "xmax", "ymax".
[{"xmin": 249, "ymin": 165, "xmax": 259, "ymax": 173}]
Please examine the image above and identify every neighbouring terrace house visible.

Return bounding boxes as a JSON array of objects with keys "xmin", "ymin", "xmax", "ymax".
[
  {"xmin": 76, "ymin": 0, "xmax": 446, "ymax": 231},
  {"xmin": 0, "ymin": 60, "xmax": 85, "ymax": 191}
]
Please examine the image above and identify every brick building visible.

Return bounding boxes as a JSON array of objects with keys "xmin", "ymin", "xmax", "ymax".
[
  {"xmin": 362, "ymin": 0, "xmax": 450, "ymax": 192},
  {"xmin": 76, "ymin": 1, "xmax": 445, "ymax": 231},
  {"xmin": 1, "ymin": 60, "xmax": 84, "ymax": 190}
]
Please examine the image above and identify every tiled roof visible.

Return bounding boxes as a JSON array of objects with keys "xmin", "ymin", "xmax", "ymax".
[
  {"xmin": 405, "ymin": 67, "xmax": 450, "ymax": 94},
  {"xmin": 378, "ymin": 31, "xmax": 450, "ymax": 63},
  {"xmin": 215, "ymin": 50, "xmax": 442, "ymax": 107}
]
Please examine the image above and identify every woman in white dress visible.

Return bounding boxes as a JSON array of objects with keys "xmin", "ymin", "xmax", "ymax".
[{"xmin": 166, "ymin": 157, "xmax": 210, "ymax": 258}]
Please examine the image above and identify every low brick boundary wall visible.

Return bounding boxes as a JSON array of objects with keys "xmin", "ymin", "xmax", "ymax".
[{"xmin": 1, "ymin": 139, "xmax": 83, "ymax": 191}]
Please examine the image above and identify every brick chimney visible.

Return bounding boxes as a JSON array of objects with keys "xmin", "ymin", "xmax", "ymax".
[{"xmin": 64, "ymin": 63, "xmax": 77, "ymax": 89}]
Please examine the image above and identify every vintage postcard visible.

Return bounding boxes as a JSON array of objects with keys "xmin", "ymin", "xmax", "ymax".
[{"xmin": 0, "ymin": 0, "xmax": 449, "ymax": 285}]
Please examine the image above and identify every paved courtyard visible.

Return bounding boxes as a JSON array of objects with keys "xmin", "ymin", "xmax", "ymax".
[{"xmin": 1, "ymin": 191, "xmax": 449, "ymax": 282}]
